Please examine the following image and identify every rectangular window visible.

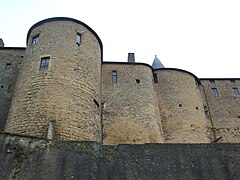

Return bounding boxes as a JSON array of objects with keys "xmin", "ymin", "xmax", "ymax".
[
  {"xmin": 40, "ymin": 57, "xmax": 50, "ymax": 70},
  {"xmin": 230, "ymin": 79, "xmax": 236, "ymax": 86},
  {"xmin": 212, "ymin": 88, "xmax": 218, "ymax": 97},
  {"xmin": 112, "ymin": 70, "xmax": 117, "ymax": 84},
  {"xmin": 153, "ymin": 73, "xmax": 158, "ymax": 83},
  {"xmin": 76, "ymin": 33, "xmax": 81, "ymax": 45},
  {"xmin": 210, "ymin": 80, "xmax": 215, "ymax": 86},
  {"xmin": 32, "ymin": 34, "xmax": 39, "ymax": 45},
  {"xmin": 232, "ymin": 87, "xmax": 239, "ymax": 96},
  {"xmin": 5, "ymin": 63, "xmax": 11, "ymax": 70},
  {"xmin": 204, "ymin": 106, "xmax": 208, "ymax": 116}
]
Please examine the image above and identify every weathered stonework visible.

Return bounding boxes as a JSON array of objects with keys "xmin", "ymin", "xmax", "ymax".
[
  {"xmin": 1, "ymin": 133, "xmax": 240, "ymax": 180},
  {"xmin": 154, "ymin": 69, "xmax": 210, "ymax": 143},
  {"xmin": 102, "ymin": 63, "xmax": 164, "ymax": 145},
  {"xmin": 4, "ymin": 18, "xmax": 102, "ymax": 142},
  {"xmin": 0, "ymin": 48, "xmax": 25, "ymax": 131},
  {"xmin": 0, "ymin": 17, "xmax": 239, "ymax": 144},
  {"xmin": 200, "ymin": 79, "xmax": 240, "ymax": 143}
]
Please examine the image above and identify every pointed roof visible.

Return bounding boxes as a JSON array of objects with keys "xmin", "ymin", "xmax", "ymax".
[
  {"xmin": 0, "ymin": 38, "xmax": 4, "ymax": 47},
  {"xmin": 152, "ymin": 55, "xmax": 164, "ymax": 69}
]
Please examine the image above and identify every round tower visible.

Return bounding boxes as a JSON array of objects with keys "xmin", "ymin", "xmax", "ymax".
[
  {"xmin": 153, "ymin": 68, "xmax": 210, "ymax": 143},
  {"xmin": 5, "ymin": 17, "xmax": 103, "ymax": 142},
  {"xmin": 102, "ymin": 62, "xmax": 164, "ymax": 145}
]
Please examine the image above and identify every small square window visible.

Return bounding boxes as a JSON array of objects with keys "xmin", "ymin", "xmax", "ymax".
[
  {"xmin": 5, "ymin": 63, "xmax": 11, "ymax": 70},
  {"xmin": 112, "ymin": 70, "xmax": 117, "ymax": 84},
  {"xmin": 230, "ymin": 80, "xmax": 236, "ymax": 86},
  {"xmin": 40, "ymin": 57, "xmax": 50, "ymax": 70},
  {"xmin": 76, "ymin": 33, "xmax": 81, "ymax": 45},
  {"xmin": 153, "ymin": 73, "xmax": 158, "ymax": 83},
  {"xmin": 212, "ymin": 88, "xmax": 218, "ymax": 97},
  {"xmin": 136, "ymin": 79, "xmax": 140, "ymax": 83},
  {"xmin": 232, "ymin": 88, "xmax": 239, "ymax": 96},
  {"xmin": 210, "ymin": 80, "xmax": 215, "ymax": 86},
  {"xmin": 32, "ymin": 34, "xmax": 39, "ymax": 45}
]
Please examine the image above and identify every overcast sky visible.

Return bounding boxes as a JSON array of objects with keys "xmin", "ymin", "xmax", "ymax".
[{"xmin": 1, "ymin": 0, "xmax": 240, "ymax": 78}]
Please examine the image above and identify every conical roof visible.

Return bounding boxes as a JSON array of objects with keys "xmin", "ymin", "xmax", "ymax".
[{"xmin": 152, "ymin": 55, "xmax": 164, "ymax": 69}]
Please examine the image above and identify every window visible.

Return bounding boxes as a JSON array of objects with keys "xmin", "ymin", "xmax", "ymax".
[
  {"xmin": 32, "ymin": 34, "xmax": 39, "ymax": 45},
  {"xmin": 153, "ymin": 73, "xmax": 158, "ymax": 83},
  {"xmin": 210, "ymin": 80, "xmax": 215, "ymax": 86},
  {"xmin": 112, "ymin": 70, "xmax": 117, "ymax": 84},
  {"xmin": 204, "ymin": 106, "xmax": 208, "ymax": 116},
  {"xmin": 232, "ymin": 88, "xmax": 239, "ymax": 96},
  {"xmin": 40, "ymin": 57, "xmax": 50, "ymax": 70},
  {"xmin": 76, "ymin": 33, "xmax": 81, "ymax": 45},
  {"xmin": 212, "ymin": 88, "xmax": 219, "ymax": 97},
  {"xmin": 230, "ymin": 80, "xmax": 236, "ymax": 86},
  {"xmin": 136, "ymin": 79, "xmax": 140, "ymax": 83},
  {"xmin": 93, "ymin": 99, "xmax": 99, "ymax": 107},
  {"xmin": 5, "ymin": 63, "xmax": 11, "ymax": 70}
]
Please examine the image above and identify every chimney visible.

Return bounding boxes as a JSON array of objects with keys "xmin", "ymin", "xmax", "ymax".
[
  {"xmin": 128, "ymin": 53, "xmax": 135, "ymax": 63},
  {"xmin": 0, "ymin": 38, "xmax": 4, "ymax": 47}
]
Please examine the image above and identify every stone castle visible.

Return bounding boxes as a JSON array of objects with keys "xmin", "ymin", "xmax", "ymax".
[{"xmin": 0, "ymin": 17, "xmax": 239, "ymax": 145}]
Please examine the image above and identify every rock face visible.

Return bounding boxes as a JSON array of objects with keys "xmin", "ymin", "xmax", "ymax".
[{"xmin": 0, "ymin": 133, "xmax": 239, "ymax": 180}]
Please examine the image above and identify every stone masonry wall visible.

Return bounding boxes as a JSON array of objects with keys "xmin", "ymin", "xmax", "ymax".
[
  {"xmin": 0, "ymin": 48, "xmax": 25, "ymax": 131},
  {"xmin": 154, "ymin": 69, "xmax": 210, "ymax": 143},
  {"xmin": 5, "ymin": 19, "xmax": 102, "ymax": 142},
  {"xmin": 200, "ymin": 79, "xmax": 240, "ymax": 143},
  {"xmin": 102, "ymin": 63, "xmax": 164, "ymax": 145},
  {"xmin": 0, "ymin": 133, "xmax": 240, "ymax": 180}
]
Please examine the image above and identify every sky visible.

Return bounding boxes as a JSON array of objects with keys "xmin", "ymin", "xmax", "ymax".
[{"xmin": 1, "ymin": 0, "xmax": 240, "ymax": 78}]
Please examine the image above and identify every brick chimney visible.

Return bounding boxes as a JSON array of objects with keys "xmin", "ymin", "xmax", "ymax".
[
  {"xmin": 128, "ymin": 53, "xmax": 135, "ymax": 63},
  {"xmin": 0, "ymin": 38, "xmax": 4, "ymax": 47}
]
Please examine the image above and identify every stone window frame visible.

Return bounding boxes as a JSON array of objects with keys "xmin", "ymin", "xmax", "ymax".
[
  {"xmin": 153, "ymin": 73, "xmax": 158, "ymax": 83},
  {"xmin": 112, "ymin": 70, "xmax": 117, "ymax": 84},
  {"xmin": 211, "ymin": 88, "xmax": 219, "ymax": 97},
  {"xmin": 39, "ymin": 57, "xmax": 50, "ymax": 71},
  {"xmin": 232, "ymin": 87, "xmax": 239, "ymax": 96},
  {"xmin": 32, "ymin": 34, "xmax": 40, "ymax": 45},
  {"xmin": 5, "ymin": 63, "xmax": 12, "ymax": 70},
  {"xmin": 76, "ymin": 33, "xmax": 81, "ymax": 45}
]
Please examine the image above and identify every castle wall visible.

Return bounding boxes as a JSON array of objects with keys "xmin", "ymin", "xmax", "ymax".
[
  {"xmin": 102, "ymin": 63, "xmax": 164, "ymax": 145},
  {"xmin": 154, "ymin": 69, "xmax": 210, "ymax": 143},
  {"xmin": 1, "ymin": 133, "xmax": 240, "ymax": 180},
  {"xmin": 0, "ymin": 48, "xmax": 25, "ymax": 131},
  {"xmin": 200, "ymin": 79, "xmax": 240, "ymax": 142},
  {"xmin": 4, "ymin": 18, "xmax": 102, "ymax": 142}
]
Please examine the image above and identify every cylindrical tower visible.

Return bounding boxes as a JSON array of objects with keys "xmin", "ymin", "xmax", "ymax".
[
  {"xmin": 154, "ymin": 68, "xmax": 210, "ymax": 143},
  {"xmin": 5, "ymin": 17, "xmax": 103, "ymax": 142},
  {"xmin": 102, "ymin": 62, "xmax": 164, "ymax": 145}
]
